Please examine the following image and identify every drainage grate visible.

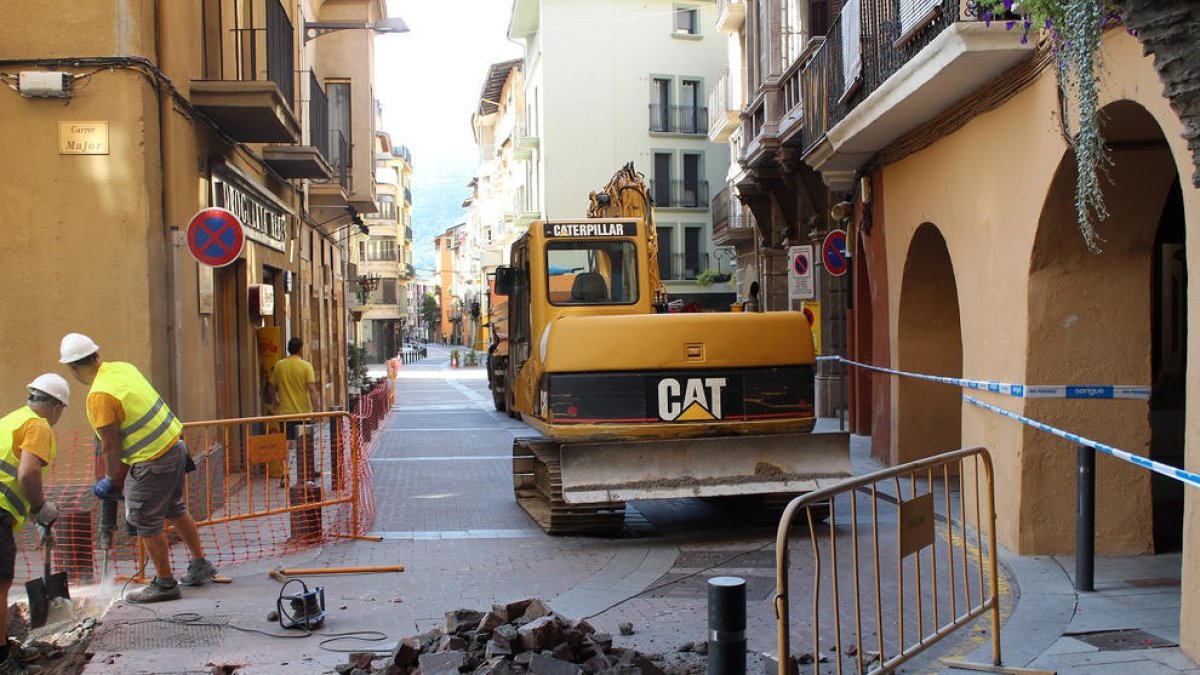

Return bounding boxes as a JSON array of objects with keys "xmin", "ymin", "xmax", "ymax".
[
  {"xmin": 89, "ymin": 615, "xmax": 230, "ymax": 651},
  {"xmin": 674, "ymin": 549, "xmax": 776, "ymax": 569},
  {"xmin": 1069, "ymin": 629, "xmax": 1177, "ymax": 651}
]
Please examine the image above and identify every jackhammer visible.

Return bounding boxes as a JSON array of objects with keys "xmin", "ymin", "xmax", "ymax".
[{"xmin": 95, "ymin": 437, "xmax": 117, "ymax": 580}]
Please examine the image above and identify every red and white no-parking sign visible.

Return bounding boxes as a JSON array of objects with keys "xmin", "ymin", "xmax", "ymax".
[{"xmin": 186, "ymin": 208, "xmax": 246, "ymax": 267}]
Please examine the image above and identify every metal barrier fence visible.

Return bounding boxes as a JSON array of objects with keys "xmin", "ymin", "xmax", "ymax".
[
  {"xmin": 775, "ymin": 447, "xmax": 1002, "ymax": 675},
  {"xmin": 14, "ymin": 380, "xmax": 391, "ymax": 586}
]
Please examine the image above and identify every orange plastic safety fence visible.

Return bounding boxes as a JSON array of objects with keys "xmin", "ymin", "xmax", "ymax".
[{"xmin": 12, "ymin": 388, "xmax": 391, "ymax": 587}]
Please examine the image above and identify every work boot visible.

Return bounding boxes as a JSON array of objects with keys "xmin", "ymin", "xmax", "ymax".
[
  {"xmin": 180, "ymin": 557, "xmax": 217, "ymax": 586},
  {"xmin": 125, "ymin": 577, "xmax": 181, "ymax": 603},
  {"xmin": 0, "ymin": 650, "xmax": 41, "ymax": 674},
  {"xmin": 5, "ymin": 640, "xmax": 38, "ymax": 664}
]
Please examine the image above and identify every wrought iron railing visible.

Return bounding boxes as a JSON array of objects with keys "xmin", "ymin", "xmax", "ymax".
[
  {"xmin": 711, "ymin": 187, "xmax": 756, "ymax": 242},
  {"xmin": 265, "ymin": 0, "xmax": 294, "ymax": 105},
  {"xmin": 224, "ymin": 0, "xmax": 295, "ymax": 106},
  {"xmin": 801, "ymin": 0, "xmax": 971, "ymax": 153},
  {"xmin": 660, "ymin": 252, "xmax": 712, "ymax": 281},
  {"xmin": 310, "ymin": 73, "xmax": 329, "ymax": 158},
  {"xmin": 648, "ymin": 105, "xmax": 710, "ymax": 134},
  {"xmin": 650, "ymin": 179, "xmax": 710, "ymax": 209},
  {"xmin": 329, "ymin": 129, "xmax": 350, "ymax": 189}
]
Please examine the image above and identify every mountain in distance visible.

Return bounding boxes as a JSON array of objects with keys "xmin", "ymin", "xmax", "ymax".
[{"xmin": 410, "ymin": 154, "xmax": 475, "ymax": 278}]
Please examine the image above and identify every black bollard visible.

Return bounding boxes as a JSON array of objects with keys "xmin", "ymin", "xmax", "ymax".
[
  {"xmin": 707, "ymin": 576, "xmax": 746, "ymax": 675},
  {"xmin": 1075, "ymin": 445, "xmax": 1095, "ymax": 592}
]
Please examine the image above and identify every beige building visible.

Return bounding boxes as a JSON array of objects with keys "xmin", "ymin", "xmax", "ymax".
[
  {"xmin": 723, "ymin": 0, "xmax": 1196, "ymax": 658},
  {"xmin": 508, "ymin": 0, "xmax": 735, "ymax": 306},
  {"xmin": 0, "ymin": 0, "xmax": 392, "ymax": 434},
  {"xmin": 350, "ymin": 114, "xmax": 415, "ymax": 362}
]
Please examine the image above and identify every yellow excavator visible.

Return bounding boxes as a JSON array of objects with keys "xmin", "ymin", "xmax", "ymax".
[{"xmin": 488, "ymin": 163, "xmax": 850, "ymax": 534}]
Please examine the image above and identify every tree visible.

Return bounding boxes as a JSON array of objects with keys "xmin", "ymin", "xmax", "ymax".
[{"xmin": 422, "ymin": 292, "xmax": 439, "ymax": 329}]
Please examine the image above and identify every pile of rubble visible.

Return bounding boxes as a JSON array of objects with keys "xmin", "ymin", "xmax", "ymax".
[{"xmin": 335, "ymin": 599, "xmax": 704, "ymax": 675}]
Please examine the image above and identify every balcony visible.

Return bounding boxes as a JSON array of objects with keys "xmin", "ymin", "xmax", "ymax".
[
  {"xmin": 404, "ymin": 187, "xmax": 412, "ymax": 204},
  {"xmin": 711, "ymin": 186, "xmax": 756, "ymax": 245},
  {"xmin": 649, "ymin": 105, "xmax": 709, "ymax": 135},
  {"xmin": 191, "ymin": 0, "xmax": 298, "ymax": 143},
  {"xmin": 708, "ymin": 71, "xmax": 740, "ymax": 143},
  {"xmin": 514, "ymin": 134, "xmax": 539, "ymax": 161},
  {"xmin": 660, "ymin": 252, "xmax": 711, "ymax": 281},
  {"xmin": 309, "ymin": 130, "xmax": 352, "ymax": 210},
  {"xmin": 715, "ymin": 0, "xmax": 745, "ymax": 33},
  {"xmin": 650, "ymin": 179, "xmax": 710, "ymax": 209},
  {"xmin": 799, "ymin": 0, "xmax": 1036, "ymax": 183},
  {"xmin": 263, "ymin": 75, "xmax": 331, "ymax": 179},
  {"xmin": 405, "ymin": 226, "xmax": 413, "ymax": 242}
]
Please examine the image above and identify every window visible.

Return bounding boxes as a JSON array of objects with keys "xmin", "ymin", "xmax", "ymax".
[
  {"xmin": 653, "ymin": 152, "xmax": 672, "ymax": 206},
  {"xmin": 684, "ymin": 226, "xmax": 703, "ymax": 280},
  {"xmin": 651, "ymin": 78, "xmax": 671, "ymax": 132},
  {"xmin": 380, "ymin": 278, "xmax": 398, "ymax": 304},
  {"xmin": 327, "ymin": 81, "xmax": 352, "ymax": 168},
  {"xmin": 682, "ymin": 153, "xmax": 702, "ymax": 207},
  {"xmin": 674, "ymin": 6, "xmax": 698, "ymax": 35},
  {"xmin": 657, "ymin": 226, "xmax": 674, "ymax": 280},
  {"xmin": 546, "ymin": 240, "xmax": 639, "ymax": 305},
  {"xmin": 378, "ymin": 195, "xmax": 395, "ymax": 220},
  {"xmin": 366, "ymin": 238, "xmax": 397, "ymax": 261},
  {"xmin": 680, "ymin": 79, "xmax": 701, "ymax": 133}
]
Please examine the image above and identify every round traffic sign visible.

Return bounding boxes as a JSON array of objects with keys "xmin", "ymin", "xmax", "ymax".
[
  {"xmin": 822, "ymin": 229, "xmax": 849, "ymax": 277},
  {"xmin": 793, "ymin": 251, "xmax": 809, "ymax": 276},
  {"xmin": 802, "ymin": 307, "xmax": 815, "ymax": 325},
  {"xmin": 187, "ymin": 208, "xmax": 246, "ymax": 267}
]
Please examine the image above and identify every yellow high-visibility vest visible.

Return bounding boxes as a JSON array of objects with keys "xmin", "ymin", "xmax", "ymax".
[
  {"xmin": 0, "ymin": 406, "xmax": 56, "ymax": 529},
  {"xmin": 90, "ymin": 362, "xmax": 182, "ymax": 465}
]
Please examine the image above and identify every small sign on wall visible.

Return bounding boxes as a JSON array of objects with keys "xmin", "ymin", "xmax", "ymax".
[{"xmin": 59, "ymin": 121, "xmax": 109, "ymax": 155}]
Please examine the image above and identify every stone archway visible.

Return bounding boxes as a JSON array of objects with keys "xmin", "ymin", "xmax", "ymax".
[
  {"xmin": 1024, "ymin": 100, "xmax": 1183, "ymax": 554},
  {"xmin": 896, "ymin": 223, "xmax": 963, "ymax": 465}
]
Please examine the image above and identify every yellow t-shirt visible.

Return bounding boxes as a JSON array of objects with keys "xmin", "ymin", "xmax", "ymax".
[
  {"xmin": 270, "ymin": 355, "xmax": 317, "ymax": 415},
  {"xmin": 12, "ymin": 417, "xmax": 55, "ymax": 467}
]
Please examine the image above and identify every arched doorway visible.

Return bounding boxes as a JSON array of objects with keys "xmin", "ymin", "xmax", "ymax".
[
  {"xmin": 896, "ymin": 223, "xmax": 963, "ymax": 464},
  {"xmin": 1026, "ymin": 101, "xmax": 1184, "ymax": 553}
]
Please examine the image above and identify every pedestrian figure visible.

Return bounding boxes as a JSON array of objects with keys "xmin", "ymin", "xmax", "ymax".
[
  {"xmin": 266, "ymin": 338, "xmax": 320, "ymax": 485},
  {"xmin": 743, "ymin": 280, "xmax": 761, "ymax": 312},
  {"xmin": 60, "ymin": 333, "xmax": 216, "ymax": 603},
  {"xmin": 0, "ymin": 374, "xmax": 70, "ymax": 674}
]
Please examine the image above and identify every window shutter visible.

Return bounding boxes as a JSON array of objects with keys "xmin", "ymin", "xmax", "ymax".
[
  {"xmin": 840, "ymin": 0, "xmax": 862, "ymax": 94},
  {"xmin": 899, "ymin": 0, "xmax": 940, "ymax": 38}
]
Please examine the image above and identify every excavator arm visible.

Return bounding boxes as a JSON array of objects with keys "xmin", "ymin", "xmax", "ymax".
[{"xmin": 587, "ymin": 162, "xmax": 667, "ymax": 306}]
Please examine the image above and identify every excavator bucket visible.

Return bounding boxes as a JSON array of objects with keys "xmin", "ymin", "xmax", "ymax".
[{"xmin": 558, "ymin": 432, "xmax": 852, "ymax": 504}]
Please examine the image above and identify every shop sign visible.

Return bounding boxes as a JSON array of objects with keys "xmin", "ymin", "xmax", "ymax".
[
  {"xmin": 59, "ymin": 121, "xmax": 109, "ymax": 155},
  {"xmin": 211, "ymin": 165, "xmax": 288, "ymax": 252}
]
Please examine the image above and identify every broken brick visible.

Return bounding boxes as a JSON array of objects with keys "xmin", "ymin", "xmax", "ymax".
[
  {"xmin": 446, "ymin": 609, "xmax": 485, "ymax": 636},
  {"xmin": 418, "ymin": 649, "xmax": 465, "ymax": 675},
  {"xmin": 518, "ymin": 615, "xmax": 562, "ymax": 651},
  {"xmin": 478, "ymin": 610, "xmax": 507, "ymax": 633},
  {"xmin": 520, "ymin": 598, "xmax": 554, "ymax": 622},
  {"xmin": 528, "ymin": 652, "xmax": 580, "ymax": 675},
  {"xmin": 436, "ymin": 634, "xmax": 468, "ymax": 653},
  {"xmin": 390, "ymin": 637, "xmax": 421, "ymax": 667}
]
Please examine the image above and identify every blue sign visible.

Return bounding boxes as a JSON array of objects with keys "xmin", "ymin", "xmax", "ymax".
[{"xmin": 822, "ymin": 229, "xmax": 849, "ymax": 277}]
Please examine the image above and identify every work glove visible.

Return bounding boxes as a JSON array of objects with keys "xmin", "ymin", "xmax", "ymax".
[
  {"xmin": 93, "ymin": 476, "xmax": 120, "ymax": 501},
  {"xmin": 32, "ymin": 500, "xmax": 58, "ymax": 527},
  {"xmin": 36, "ymin": 524, "xmax": 54, "ymax": 549}
]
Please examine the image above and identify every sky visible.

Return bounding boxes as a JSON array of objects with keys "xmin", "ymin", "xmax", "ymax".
[{"xmin": 375, "ymin": 1, "xmax": 522, "ymax": 275}]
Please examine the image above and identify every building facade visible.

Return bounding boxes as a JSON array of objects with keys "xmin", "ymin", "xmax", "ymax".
[
  {"xmin": 0, "ymin": 0, "xmax": 388, "ymax": 432},
  {"xmin": 508, "ymin": 0, "xmax": 735, "ymax": 306},
  {"xmin": 722, "ymin": 0, "xmax": 1197, "ymax": 656},
  {"xmin": 350, "ymin": 115, "xmax": 414, "ymax": 363}
]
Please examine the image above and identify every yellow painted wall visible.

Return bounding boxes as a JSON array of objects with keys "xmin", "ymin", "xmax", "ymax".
[{"xmin": 880, "ymin": 28, "xmax": 1198, "ymax": 658}]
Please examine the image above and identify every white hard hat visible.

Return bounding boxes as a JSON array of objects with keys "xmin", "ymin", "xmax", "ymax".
[
  {"xmin": 60, "ymin": 333, "xmax": 100, "ymax": 364},
  {"xmin": 27, "ymin": 373, "xmax": 70, "ymax": 406}
]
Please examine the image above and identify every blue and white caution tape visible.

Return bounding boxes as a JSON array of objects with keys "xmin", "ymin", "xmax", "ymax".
[
  {"xmin": 964, "ymin": 396, "xmax": 1200, "ymax": 490},
  {"xmin": 815, "ymin": 356, "xmax": 1150, "ymax": 400}
]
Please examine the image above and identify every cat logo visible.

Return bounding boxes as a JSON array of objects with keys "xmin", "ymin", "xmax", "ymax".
[{"xmin": 657, "ymin": 377, "xmax": 727, "ymax": 421}]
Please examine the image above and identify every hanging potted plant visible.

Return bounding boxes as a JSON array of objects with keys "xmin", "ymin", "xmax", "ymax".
[{"xmin": 696, "ymin": 269, "xmax": 732, "ymax": 287}]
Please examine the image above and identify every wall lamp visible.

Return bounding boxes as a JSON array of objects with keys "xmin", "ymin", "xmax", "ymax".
[{"xmin": 304, "ymin": 17, "xmax": 410, "ymax": 44}]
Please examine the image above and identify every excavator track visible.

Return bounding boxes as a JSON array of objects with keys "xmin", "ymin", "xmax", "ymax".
[{"xmin": 513, "ymin": 438, "xmax": 625, "ymax": 536}]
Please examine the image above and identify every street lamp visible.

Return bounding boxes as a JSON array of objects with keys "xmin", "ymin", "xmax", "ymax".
[
  {"xmin": 713, "ymin": 248, "xmax": 735, "ymax": 274},
  {"xmin": 357, "ymin": 273, "xmax": 381, "ymax": 305},
  {"xmin": 304, "ymin": 17, "xmax": 410, "ymax": 44}
]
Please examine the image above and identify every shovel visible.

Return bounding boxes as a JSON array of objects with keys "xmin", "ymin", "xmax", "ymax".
[{"xmin": 26, "ymin": 526, "xmax": 70, "ymax": 629}]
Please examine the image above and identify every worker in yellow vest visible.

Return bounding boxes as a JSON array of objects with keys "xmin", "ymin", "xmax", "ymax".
[
  {"xmin": 59, "ymin": 333, "xmax": 216, "ymax": 604},
  {"xmin": 0, "ymin": 374, "xmax": 70, "ymax": 674}
]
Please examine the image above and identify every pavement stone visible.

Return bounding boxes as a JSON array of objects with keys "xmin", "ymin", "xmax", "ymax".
[{"xmin": 75, "ymin": 343, "xmax": 1194, "ymax": 674}]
